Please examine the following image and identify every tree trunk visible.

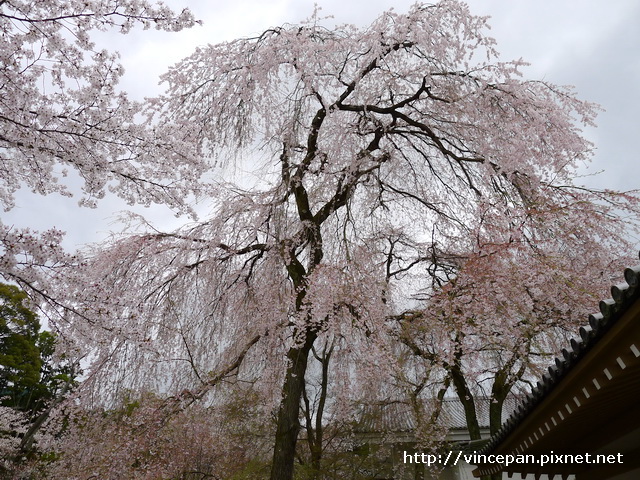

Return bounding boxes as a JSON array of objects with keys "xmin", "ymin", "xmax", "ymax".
[
  {"xmin": 270, "ymin": 332, "xmax": 317, "ymax": 480},
  {"xmin": 489, "ymin": 374, "xmax": 508, "ymax": 437},
  {"xmin": 310, "ymin": 343, "xmax": 333, "ymax": 477},
  {"xmin": 449, "ymin": 337, "xmax": 482, "ymax": 441}
]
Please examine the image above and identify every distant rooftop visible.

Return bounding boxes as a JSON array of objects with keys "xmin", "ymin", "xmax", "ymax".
[{"xmin": 355, "ymin": 396, "xmax": 520, "ymax": 434}]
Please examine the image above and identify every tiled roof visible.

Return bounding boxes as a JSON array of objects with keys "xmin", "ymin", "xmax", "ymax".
[
  {"xmin": 479, "ymin": 251, "xmax": 640, "ymax": 455},
  {"xmin": 355, "ymin": 396, "xmax": 519, "ymax": 433},
  {"xmin": 356, "ymin": 401, "xmax": 416, "ymax": 433}
]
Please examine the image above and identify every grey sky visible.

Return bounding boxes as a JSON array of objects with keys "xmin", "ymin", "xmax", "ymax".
[{"xmin": 4, "ymin": 0, "xmax": 639, "ymax": 250}]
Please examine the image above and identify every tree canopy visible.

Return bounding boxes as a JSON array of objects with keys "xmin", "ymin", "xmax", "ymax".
[
  {"xmin": 55, "ymin": 2, "xmax": 639, "ymax": 479},
  {"xmin": 2, "ymin": 1, "xmax": 640, "ymax": 479},
  {"xmin": 0, "ymin": 283, "xmax": 42, "ymax": 412},
  {"xmin": 0, "ymin": 0, "xmax": 199, "ymax": 305},
  {"xmin": 0, "ymin": 282, "xmax": 74, "ymax": 415},
  {"xmin": 0, "ymin": 283, "xmax": 76, "ymax": 477}
]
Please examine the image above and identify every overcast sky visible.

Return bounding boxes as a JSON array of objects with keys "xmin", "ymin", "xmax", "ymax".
[{"xmin": 5, "ymin": 0, "xmax": 640, "ymax": 250}]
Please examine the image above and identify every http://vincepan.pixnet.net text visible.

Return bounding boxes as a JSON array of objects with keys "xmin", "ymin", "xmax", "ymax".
[{"xmin": 403, "ymin": 451, "xmax": 624, "ymax": 468}]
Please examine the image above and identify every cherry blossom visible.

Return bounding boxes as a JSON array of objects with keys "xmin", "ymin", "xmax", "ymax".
[
  {"xmin": 55, "ymin": 2, "xmax": 640, "ymax": 479},
  {"xmin": 1, "ymin": 0, "xmax": 201, "ymax": 311},
  {"xmin": 5, "ymin": 1, "xmax": 640, "ymax": 478}
]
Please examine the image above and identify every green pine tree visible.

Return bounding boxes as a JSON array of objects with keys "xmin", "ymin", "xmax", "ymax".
[{"xmin": 0, "ymin": 283, "xmax": 73, "ymax": 416}]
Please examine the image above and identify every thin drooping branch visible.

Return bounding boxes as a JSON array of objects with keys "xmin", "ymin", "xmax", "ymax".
[{"xmin": 156, "ymin": 334, "xmax": 261, "ymax": 420}]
